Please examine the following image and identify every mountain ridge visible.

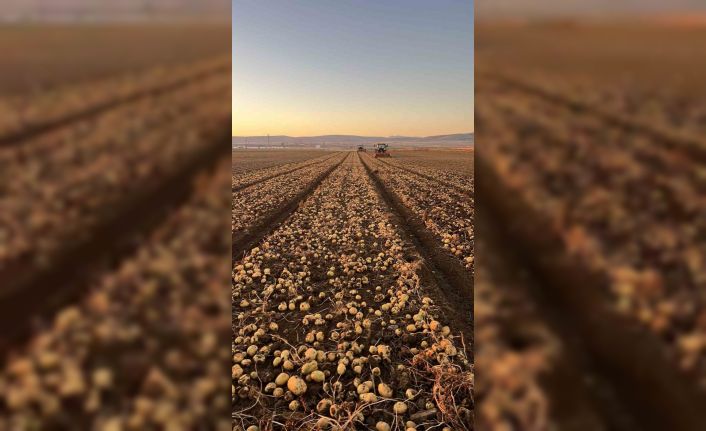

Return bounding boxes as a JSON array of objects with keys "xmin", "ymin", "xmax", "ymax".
[{"xmin": 232, "ymin": 133, "xmax": 473, "ymax": 147}]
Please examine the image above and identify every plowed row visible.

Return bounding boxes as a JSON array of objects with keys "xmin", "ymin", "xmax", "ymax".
[
  {"xmin": 0, "ymin": 57, "xmax": 230, "ymax": 280},
  {"xmin": 374, "ymin": 155, "xmax": 472, "ymax": 196},
  {"xmin": 232, "ymin": 150, "xmax": 329, "ymax": 176},
  {"xmin": 362, "ymin": 153, "xmax": 474, "ymax": 273},
  {"xmin": 232, "ymin": 154, "xmax": 346, "ymax": 235},
  {"xmin": 0, "ymin": 56, "xmax": 228, "ymax": 146},
  {"xmin": 232, "ymin": 153, "xmax": 339, "ymax": 192}
]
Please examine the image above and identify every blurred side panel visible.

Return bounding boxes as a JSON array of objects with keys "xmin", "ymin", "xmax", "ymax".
[
  {"xmin": 0, "ymin": 1, "xmax": 232, "ymax": 429},
  {"xmin": 476, "ymin": 1, "xmax": 706, "ymax": 430}
]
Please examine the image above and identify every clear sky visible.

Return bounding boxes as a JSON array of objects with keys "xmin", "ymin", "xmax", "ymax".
[{"xmin": 232, "ymin": 0, "xmax": 473, "ymax": 137}]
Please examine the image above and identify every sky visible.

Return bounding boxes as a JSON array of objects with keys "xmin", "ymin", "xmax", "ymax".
[{"xmin": 232, "ymin": 0, "xmax": 473, "ymax": 137}]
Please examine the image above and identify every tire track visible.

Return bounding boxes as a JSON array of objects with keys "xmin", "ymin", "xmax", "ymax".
[
  {"xmin": 0, "ymin": 123, "xmax": 230, "ymax": 355},
  {"xmin": 359, "ymin": 151, "xmax": 473, "ymax": 344},
  {"xmin": 232, "ymin": 153, "xmax": 348, "ymax": 262},
  {"xmin": 0, "ymin": 63, "xmax": 229, "ymax": 149}
]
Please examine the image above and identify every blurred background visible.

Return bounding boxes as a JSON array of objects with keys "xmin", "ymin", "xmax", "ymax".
[
  {"xmin": 0, "ymin": 1, "xmax": 231, "ymax": 429},
  {"xmin": 476, "ymin": 1, "xmax": 706, "ymax": 430}
]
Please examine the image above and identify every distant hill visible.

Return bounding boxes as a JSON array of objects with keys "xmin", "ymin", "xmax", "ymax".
[
  {"xmin": 423, "ymin": 133, "xmax": 474, "ymax": 141},
  {"xmin": 232, "ymin": 133, "xmax": 473, "ymax": 148}
]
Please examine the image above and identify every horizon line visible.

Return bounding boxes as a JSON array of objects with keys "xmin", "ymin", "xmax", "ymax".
[{"xmin": 232, "ymin": 132, "xmax": 474, "ymax": 138}]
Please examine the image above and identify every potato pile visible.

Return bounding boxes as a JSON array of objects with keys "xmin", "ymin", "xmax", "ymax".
[
  {"xmin": 232, "ymin": 153, "xmax": 345, "ymax": 234},
  {"xmin": 0, "ymin": 160, "xmax": 231, "ymax": 429},
  {"xmin": 0, "ymin": 67, "xmax": 229, "ymax": 271},
  {"xmin": 478, "ymin": 79, "xmax": 706, "ymax": 385},
  {"xmin": 364, "ymin": 155, "xmax": 474, "ymax": 273},
  {"xmin": 233, "ymin": 155, "xmax": 472, "ymax": 430},
  {"xmin": 0, "ymin": 56, "xmax": 228, "ymax": 140},
  {"xmin": 232, "ymin": 153, "xmax": 335, "ymax": 189}
]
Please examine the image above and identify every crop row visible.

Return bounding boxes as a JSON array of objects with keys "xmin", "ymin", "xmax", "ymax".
[
  {"xmin": 232, "ymin": 153, "xmax": 345, "ymax": 235},
  {"xmin": 232, "ymin": 152, "xmax": 337, "ymax": 191},
  {"xmin": 0, "ymin": 55, "xmax": 228, "ymax": 143},
  {"xmin": 389, "ymin": 151, "xmax": 473, "ymax": 178},
  {"xmin": 0, "ymin": 159, "xmax": 232, "ymax": 430},
  {"xmin": 0, "ymin": 70, "xmax": 230, "ymax": 274},
  {"xmin": 232, "ymin": 150, "xmax": 330, "ymax": 176},
  {"xmin": 362, "ymin": 154, "xmax": 474, "ymax": 273},
  {"xmin": 477, "ymin": 84, "xmax": 706, "ymax": 385},
  {"xmin": 498, "ymin": 72, "xmax": 706, "ymax": 137},
  {"xmin": 232, "ymin": 155, "xmax": 472, "ymax": 430},
  {"xmin": 0, "ymin": 67, "xmax": 229, "ymax": 175},
  {"xmin": 378, "ymin": 155, "xmax": 473, "ymax": 195}
]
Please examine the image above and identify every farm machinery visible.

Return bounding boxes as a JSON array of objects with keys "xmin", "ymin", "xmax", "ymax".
[
  {"xmin": 374, "ymin": 143, "xmax": 391, "ymax": 158},
  {"xmin": 357, "ymin": 145, "xmax": 366, "ymax": 152}
]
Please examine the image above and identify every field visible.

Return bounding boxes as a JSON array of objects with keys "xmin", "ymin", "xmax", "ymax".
[
  {"xmin": 232, "ymin": 150, "xmax": 330, "ymax": 176},
  {"xmin": 232, "ymin": 149, "xmax": 473, "ymax": 430},
  {"xmin": 384, "ymin": 149, "xmax": 473, "ymax": 177},
  {"xmin": 0, "ymin": 26, "xmax": 231, "ymax": 429},
  {"xmin": 476, "ymin": 22, "xmax": 706, "ymax": 430}
]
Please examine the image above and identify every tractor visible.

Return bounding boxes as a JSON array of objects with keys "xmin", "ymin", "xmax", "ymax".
[
  {"xmin": 374, "ymin": 143, "xmax": 391, "ymax": 158},
  {"xmin": 357, "ymin": 145, "xmax": 366, "ymax": 152}
]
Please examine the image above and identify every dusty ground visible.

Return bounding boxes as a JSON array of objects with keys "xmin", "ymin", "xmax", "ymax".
[
  {"xmin": 477, "ymin": 22, "xmax": 706, "ymax": 86},
  {"xmin": 0, "ymin": 23, "xmax": 230, "ymax": 94}
]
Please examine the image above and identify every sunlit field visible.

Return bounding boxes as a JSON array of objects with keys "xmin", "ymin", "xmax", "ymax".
[
  {"xmin": 475, "ymin": 21, "xmax": 706, "ymax": 430},
  {"xmin": 232, "ymin": 148, "xmax": 473, "ymax": 430},
  {"xmin": 0, "ymin": 24, "xmax": 232, "ymax": 429}
]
